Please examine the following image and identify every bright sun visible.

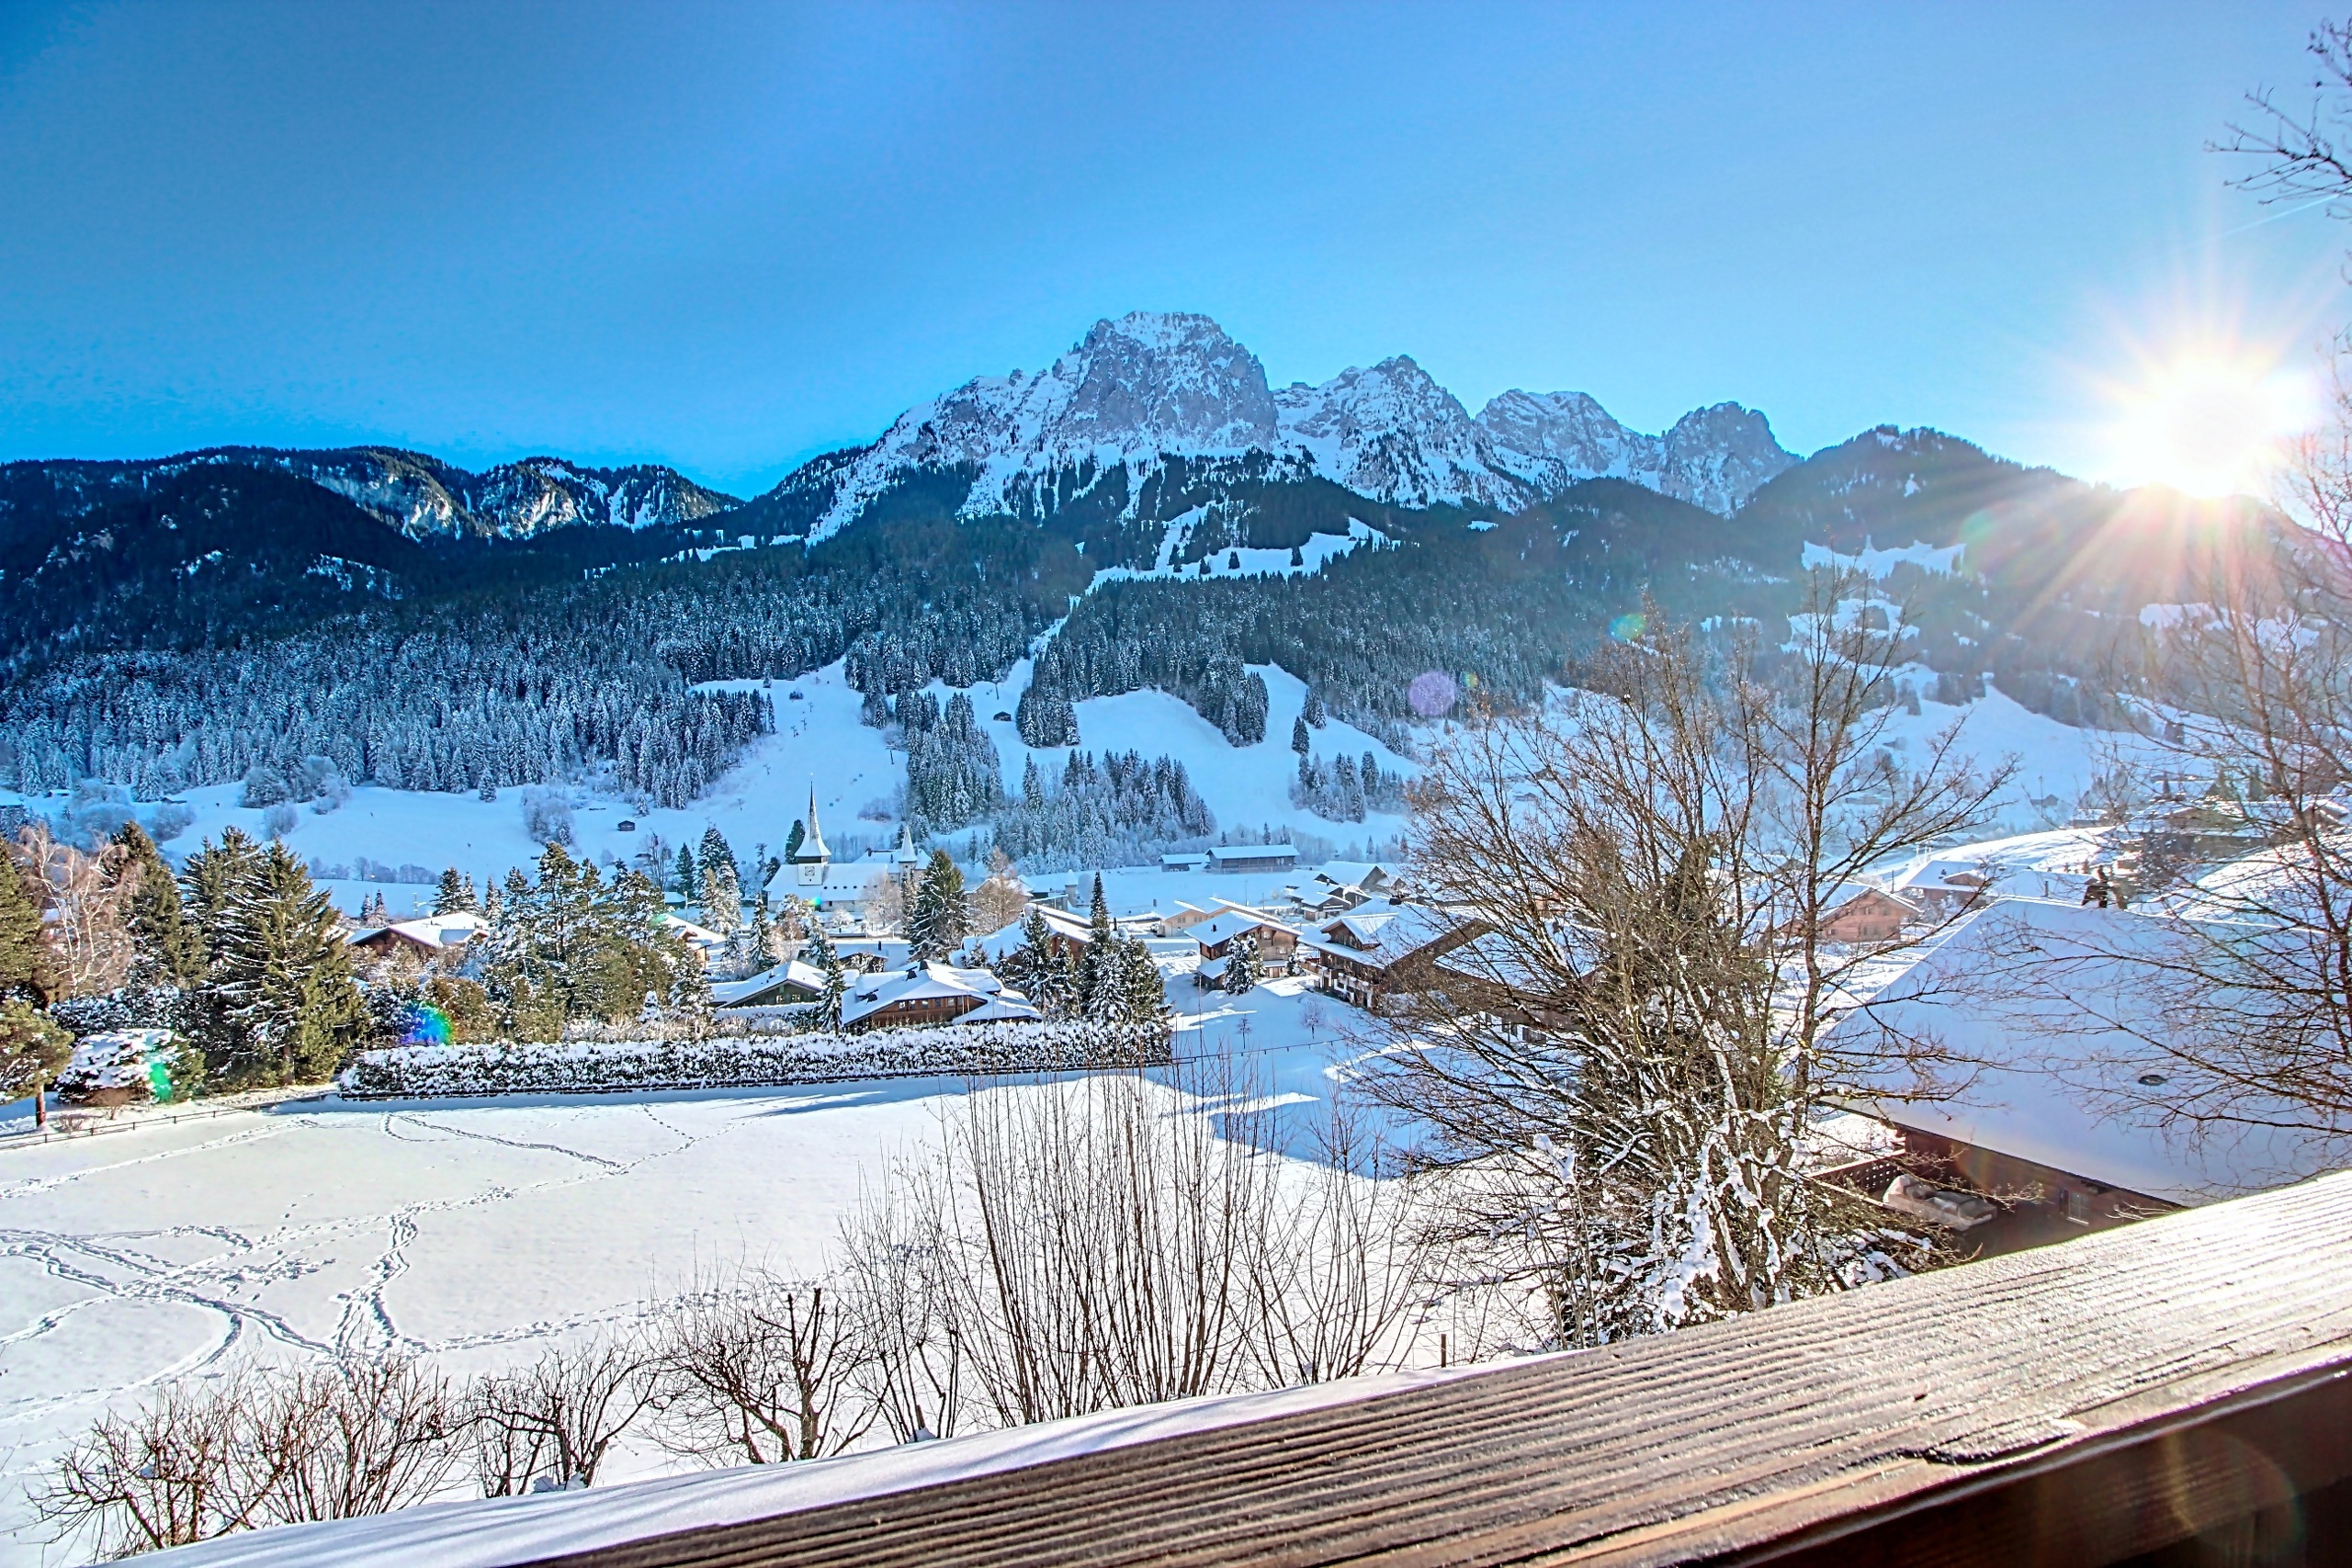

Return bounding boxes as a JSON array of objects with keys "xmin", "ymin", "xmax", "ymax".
[{"xmin": 2106, "ymin": 346, "xmax": 2312, "ymax": 500}]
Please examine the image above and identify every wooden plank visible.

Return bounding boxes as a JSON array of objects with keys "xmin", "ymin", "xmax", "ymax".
[{"xmin": 508, "ymin": 1172, "xmax": 2352, "ymax": 1568}]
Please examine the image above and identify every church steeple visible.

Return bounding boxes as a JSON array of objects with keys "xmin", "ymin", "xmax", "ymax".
[{"xmin": 801, "ymin": 782, "xmax": 830, "ymax": 863}]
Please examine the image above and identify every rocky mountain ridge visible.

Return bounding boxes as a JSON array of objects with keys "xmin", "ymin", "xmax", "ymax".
[
  {"xmin": 0, "ymin": 447, "xmax": 740, "ymax": 543},
  {"xmin": 760, "ymin": 311, "xmax": 1797, "ymax": 536}
]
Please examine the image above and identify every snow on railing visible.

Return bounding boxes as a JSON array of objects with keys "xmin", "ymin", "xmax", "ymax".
[{"xmin": 338, "ymin": 1021, "xmax": 1171, "ymax": 1099}]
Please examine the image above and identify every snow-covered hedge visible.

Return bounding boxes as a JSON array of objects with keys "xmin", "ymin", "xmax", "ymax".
[{"xmin": 338, "ymin": 1021, "xmax": 1171, "ymax": 1099}]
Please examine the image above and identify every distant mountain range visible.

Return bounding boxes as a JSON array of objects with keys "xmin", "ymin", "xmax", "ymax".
[
  {"xmin": 0, "ymin": 309, "xmax": 2301, "ymax": 820},
  {"xmin": 745, "ymin": 311, "xmax": 1796, "ymax": 537}
]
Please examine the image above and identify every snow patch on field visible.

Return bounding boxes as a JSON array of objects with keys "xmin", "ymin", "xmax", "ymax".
[{"xmin": 1800, "ymin": 538, "xmax": 1965, "ymax": 577}]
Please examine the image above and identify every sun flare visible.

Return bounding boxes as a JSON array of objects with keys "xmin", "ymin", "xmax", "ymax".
[{"xmin": 2104, "ymin": 344, "xmax": 2313, "ymax": 500}]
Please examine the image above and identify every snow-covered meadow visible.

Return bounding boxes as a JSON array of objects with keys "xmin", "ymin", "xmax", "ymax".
[{"xmin": 0, "ymin": 976, "xmax": 1379, "ymax": 1564}]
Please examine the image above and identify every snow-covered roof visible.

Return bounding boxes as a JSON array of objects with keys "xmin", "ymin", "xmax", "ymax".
[
  {"xmin": 1189, "ymin": 911, "xmax": 1295, "ymax": 947},
  {"xmin": 1208, "ymin": 843, "xmax": 1298, "ymax": 863},
  {"xmin": 1877, "ymin": 828, "xmax": 2115, "ymax": 904},
  {"xmin": 840, "ymin": 962, "xmax": 1013, "ymax": 1029},
  {"xmin": 350, "ymin": 916, "xmax": 483, "ymax": 951},
  {"xmin": 1160, "ymin": 852, "xmax": 1210, "ymax": 869},
  {"xmin": 976, "ymin": 905, "xmax": 1097, "ymax": 960},
  {"xmin": 1300, "ymin": 901, "xmax": 1458, "ymax": 966},
  {"xmin": 1824, "ymin": 897, "xmax": 2348, "ymax": 1205},
  {"xmin": 662, "ymin": 914, "xmax": 728, "ymax": 947},
  {"xmin": 1310, "ymin": 860, "xmax": 1394, "ymax": 889},
  {"xmin": 709, "ymin": 960, "xmax": 827, "ymax": 1008}
]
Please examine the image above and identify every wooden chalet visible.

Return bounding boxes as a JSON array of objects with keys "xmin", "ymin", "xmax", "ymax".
[
  {"xmin": 1816, "ymin": 886, "xmax": 1923, "ymax": 944},
  {"xmin": 1298, "ymin": 901, "xmax": 1482, "ymax": 1012},
  {"xmin": 1189, "ymin": 909, "xmax": 1301, "ymax": 986},
  {"xmin": 839, "ymin": 962, "xmax": 1041, "ymax": 1032},
  {"xmin": 1207, "ymin": 842, "xmax": 1298, "ymax": 874}
]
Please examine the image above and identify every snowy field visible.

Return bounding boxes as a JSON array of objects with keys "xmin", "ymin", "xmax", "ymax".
[{"xmin": 0, "ymin": 976, "xmax": 1374, "ymax": 1565}]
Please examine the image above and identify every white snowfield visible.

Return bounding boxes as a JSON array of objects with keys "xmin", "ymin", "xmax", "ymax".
[{"xmin": 0, "ymin": 976, "xmax": 1374, "ymax": 1565}]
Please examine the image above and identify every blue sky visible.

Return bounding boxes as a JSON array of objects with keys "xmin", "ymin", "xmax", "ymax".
[{"xmin": 1, "ymin": 1, "xmax": 2344, "ymax": 496}]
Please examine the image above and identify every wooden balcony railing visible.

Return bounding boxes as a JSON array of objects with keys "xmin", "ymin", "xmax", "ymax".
[{"xmin": 166, "ymin": 1170, "xmax": 2352, "ymax": 1567}]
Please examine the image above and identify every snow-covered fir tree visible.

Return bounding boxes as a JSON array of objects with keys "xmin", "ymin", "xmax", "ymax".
[{"xmin": 905, "ymin": 850, "xmax": 971, "ymax": 961}]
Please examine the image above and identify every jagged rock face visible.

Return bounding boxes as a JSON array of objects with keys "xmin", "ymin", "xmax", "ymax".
[
  {"xmin": 1476, "ymin": 394, "xmax": 1796, "ymax": 513},
  {"xmin": 1275, "ymin": 356, "xmax": 1531, "ymax": 511},
  {"xmin": 1655, "ymin": 404, "xmax": 1800, "ymax": 515},
  {"xmin": 765, "ymin": 310, "xmax": 1797, "ymax": 536},
  {"xmin": 815, "ymin": 312, "xmax": 1282, "ymax": 530},
  {"xmin": 1474, "ymin": 389, "xmax": 1648, "ymax": 492}
]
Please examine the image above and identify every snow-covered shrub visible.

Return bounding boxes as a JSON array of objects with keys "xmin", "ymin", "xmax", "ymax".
[
  {"xmin": 301, "ymin": 755, "xmax": 352, "ymax": 813},
  {"xmin": 141, "ymin": 801, "xmax": 195, "ymax": 843},
  {"xmin": 55, "ymin": 1030, "xmax": 174, "ymax": 1105},
  {"xmin": 339, "ymin": 1021, "xmax": 1169, "ymax": 1099},
  {"xmin": 240, "ymin": 763, "xmax": 293, "ymax": 807},
  {"xmin": 520, "ymin": 787, "xmax": 574, "ymax": 847},
  {"xmin": 262, "ymin": 803, "xmax": 299, "ymax": 840},
  {"xmin": 55, "ymin": 780, "xmax": 136, "ymax": 847}
]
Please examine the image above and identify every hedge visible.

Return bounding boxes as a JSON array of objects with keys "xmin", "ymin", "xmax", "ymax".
[{"xmin": 338, "ymin": 1021, "xmax": 1171, "ymax": 1099}]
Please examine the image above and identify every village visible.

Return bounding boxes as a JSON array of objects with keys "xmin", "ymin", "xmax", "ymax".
[{"xmin": 102, "ymin": 765, "xmax": 2310, "ymax": 1262}]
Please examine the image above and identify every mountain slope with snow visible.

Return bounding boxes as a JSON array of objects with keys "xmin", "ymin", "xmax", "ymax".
[{"xmin": 756, "ymin": 311, "xmax": 1795, "ymax": 537}]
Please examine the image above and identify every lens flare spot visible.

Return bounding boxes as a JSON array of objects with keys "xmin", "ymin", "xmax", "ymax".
[
  {"xmin": 1609, "ymin": 613, "xmax": 1647, "ymax": 642},
  {"xmin": 1408, "ymin": 671, "xmax": 1458, "ymax": 716},
  {"xmin": 401, "ymin": 1002, "xmax": 453, "ymax": 1047}
]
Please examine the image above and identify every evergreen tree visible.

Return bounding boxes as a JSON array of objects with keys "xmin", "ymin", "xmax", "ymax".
[
  {"xmin": 673, "ymin": 843, "xmax": 697, "ymax": 899},
  {"xmin": 1303, "ymin": 688, "xmax": 1327, "ymax": 728},
  {"xmin": 0, "ymin": 841, "xmax": 49, "ymax": 1004},
  {"xmin": 181, "ymin": 829, "xmax": 265, "ymax": 969},
  {"xmin": 1223, "ymin": 932, "xmax": 1260, "ymax": 994},
  {"xmin": 750, "ymin": 890, "xmax": 775, "ymax": 961},
  {"xmin": 208, "ymin": 841, "xmax": 368, "ymax": 1086},
  {"xmin": 805, "ymin": 926, "xmax": 846, "ymax": 1028},
  {"xmin": 1292, "ymin": 715, "xmax": 1311, "ymax": 754},
  {"xmin": 433, "ymin": 867, "xmax": 479, "ymax": 915},
  {"xmin": 783, "ymin": 819, "xmax": 805, "ymax": 863},
  {"xmin": 697, "ymin": 859, "xmax": 742, "ymax": 937},
  {"xmin": 111, "ymin": 821, "xmax": 201, "ymax": 987},
  {"xmin": 1114, "ymin": 937, "xmax": 1166, "ymax": 1024},
  {"xmin": 906, "ymin": 850, "xmax": 970, "ymax": 961},
  {"xmin": 1075, "ymin": 875, "xmax": 1116, "ymax": 1016},
  {"xmin": 697, "ymin": 827, "xmax": 737, "ymax": 878}
]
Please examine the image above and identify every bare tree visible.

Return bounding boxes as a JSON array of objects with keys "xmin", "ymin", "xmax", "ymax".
[
  {"xmin": 36, "ymin": 1371, "xmax": 264, "ymax": 1558},
  {"xmin": 651, "ymin": 1271, "xmax": 877, "ymax": 1464},
  {"xmin": 34, "ymin": 1358, "xmax": 462, "ymax": 1558},
  {"xmin": 14, "ymin": 824, "xmax": 139, "ymax": 999},
  {"xmin": 1360, "ymin": 578, "xmax": 2004, "ymax": 1345},
  {"xmin": 2217, "ymin": 19, "xmax": 2352, "ymax": 215},
  {"xmin": 1234, "ymin": 1106, "xmax": 1430, "ymax": 1388},
  {"xmin": 467, "ymin": 1330, "xmax": 658, "ymax": 1494},
  {"xmin": 969, "ymin": 850, "xmax": 1032, "ymax": 936},
  {"xmin": 842, "ymin": 1049, "xmax": 1428, "ymax": 1435},
  {"xmin": 248, "ymin": 1358, "xmax": 463, "ymax": 1527},
  {"xmin": 837, "ymin": 1174, "xmax": 970, "ymax": 1443}
]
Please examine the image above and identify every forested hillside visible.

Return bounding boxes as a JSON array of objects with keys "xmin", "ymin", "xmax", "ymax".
[{"xmin": 0, "ymin": 425, "xmax": 2297, "ymax": 818}]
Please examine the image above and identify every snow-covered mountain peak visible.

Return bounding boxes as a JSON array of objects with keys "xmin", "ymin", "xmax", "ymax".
[
  {"xmin": 1275, "ymin": 356, "xmax": 1521, "ymax": 510},
  {"xmin": 1053, "ymin": 311, "xmax": 1279, "ymax": 456},
  {"xmin": 775, "ymin": 313, "xmax": 1796, "ymax": 536},
  {"xmin": 1477, "ymin": 390, "xmax": 1795, "ymax": 513}
]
